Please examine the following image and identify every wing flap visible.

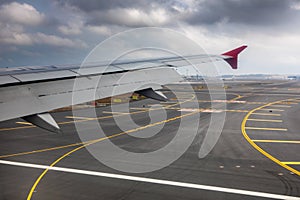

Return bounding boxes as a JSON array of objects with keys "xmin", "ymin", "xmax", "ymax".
[
  {"xmin": 12, "ymin": 70, "xmax": 78, "ymax": 82},
  {"xmin": 0, "ymin": 75, "xmax": 20, "ymax": 85},
  {"xmin": 113, "ymin": 62, "xmax": 164, "ymax": 70},
  {"xmin": 73, "ymin": 66, "xmax": 121, "ymax": 75},
  {"xmin": 162, "ymin": 55, "xmax": 222, "ymax": 67}
]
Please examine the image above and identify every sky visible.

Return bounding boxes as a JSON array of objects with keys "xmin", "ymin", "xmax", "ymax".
[{"xmin": 0, "ymin": 0, "xmax": 300, "ymax": 75}]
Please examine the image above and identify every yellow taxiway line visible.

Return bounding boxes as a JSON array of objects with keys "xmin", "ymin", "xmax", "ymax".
[
  {"xmin": 193, "ymin": 100, "xmax": 267, "ymax": 105},
  {"xmin": 245, "ymin": 127, "xmax": 287, "ymax": 131},
  {"xmin": 251, "ymin": 113, "xmax": 281, "ymax": 116},
  {"xmin": 65, "ymin": 116, "xmax": 97, "ymax": 120},
  {"xmin": 0, "ymin": 94, "xmax": 196, "ymax": 158},
  {"xmin": 0, "ymin": 93, "xmax": 195, "ymax": 132},
  {"xmin": 26, "ymin": 109, "xmax": 201, "ymax": 200},
  {"xmin": 16, "ymin": 122, "xmax": 33, "ymax": 125},
  {"xmin": 281, "ymin": 162, "xmax": 300, "ymax": 165},
  {"xmin": 0, "ymin": 142, "xmax": 85, "ymax": 159},
  {"xmin": 241, "ymin": 98, "xmax": 300, "ymax": 176},
  {"xmin": 247, "ymin": 119, "xmax": 283, "ymax": 123},
  {"xmin": 279, "ymin": 102, "xmax": 298, "ymax": 105},
  {"xmin": 252, "ymin": 140, "xmax": 300, "ymax": 144},
  {"xmin": 27, "ymin": 93, "xmax": 242, "ymax": 199},
  {"xmin": 259, "ymin": 109, "xmax": 284, "ymax": 112},
  {"xmin": 269, "ymin": 105, "xmax": 292, "ymax": 108},
  {"xmin": 102, "ymin": 111, "xmax": 130, "ymax": 115}
]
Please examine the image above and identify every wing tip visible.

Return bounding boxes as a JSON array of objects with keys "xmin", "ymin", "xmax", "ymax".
[
  {"xmin": 222, "ymin": 45, "xmax": 247, "ymax": 57},
  {"xmin": 222, "ymin": 45, "xmax": 247, "ymax": 69}
]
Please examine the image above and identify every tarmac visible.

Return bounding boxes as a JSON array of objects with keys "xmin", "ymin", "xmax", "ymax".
[{"xmin": 1, "ymin": 80, "xmax": 300, "ymax": 200}]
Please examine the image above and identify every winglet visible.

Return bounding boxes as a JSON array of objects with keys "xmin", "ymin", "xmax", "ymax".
[{"xmin": 221, "ymin": 45, "xmax": 247, "ymax": 69}]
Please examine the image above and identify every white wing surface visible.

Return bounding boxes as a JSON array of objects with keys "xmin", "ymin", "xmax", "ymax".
[{"xmin": 0, "ymin": 46, "xmax": 247, "ymax": 132}]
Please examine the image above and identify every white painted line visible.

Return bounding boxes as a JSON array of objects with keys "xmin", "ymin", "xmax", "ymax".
[
  {"xmin": 65, "ymin": 116, "xmax": 95, "ymax": 120},
  {"xmin": 0, "ymin": 160, "xmax": 299, "ymax": 200},
  {"xmin": 213, "ymin": 100, "xmax": 246, "ymax": 104},
  {"xmin": 201, "ymin": 109, "xmax": 223, "ymax": 113},
  {"xmin": 179, "ymin": 108, "xmax": 223, "ymax": 113},
  {"xmin": 102, "ymin": 111, "xmax": 129, "ymax": 115},
  {"xmin": 178, "ymin": 108, "xmax": 199, "ymax": 112}
]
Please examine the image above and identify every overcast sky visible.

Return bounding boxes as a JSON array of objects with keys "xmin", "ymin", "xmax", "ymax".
[{"xmin": 0, "ymin": 0, "xmax": 300, "ymax": 74}]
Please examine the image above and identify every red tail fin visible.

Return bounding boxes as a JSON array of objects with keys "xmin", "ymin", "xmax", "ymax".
[{"xmin": 221, "ymin": 45, "xmax": 247, "ymax": 69}]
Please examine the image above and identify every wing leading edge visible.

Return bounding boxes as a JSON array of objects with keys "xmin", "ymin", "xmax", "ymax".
[{"xmin": 0, "ymin": 45, "xmax": 247, "ymax": 133}]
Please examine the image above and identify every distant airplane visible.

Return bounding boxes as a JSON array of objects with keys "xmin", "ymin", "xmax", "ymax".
[{"xmin": 0, "ymin": 45, "xmax": 247, "ymax": 133}]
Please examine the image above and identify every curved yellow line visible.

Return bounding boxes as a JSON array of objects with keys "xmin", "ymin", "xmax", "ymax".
[
  {"xmin": 27, "ymin": 93, "xmax": 249, "ymax": 199},
  {"xmin": 1, "ymin": 94, "xmax": 196, "ymax": 159},
  {"xmin": 1, "ymin": 93, "xmax": 195, "ymax": 132},
  {"xmin": 27, "ymin": 145, "xmax": 86, "ymax": 200},
  {"xmin": 241, "ymin": 99, "xmax": 300, "ymax": 176},
  {"xmin": 26, "ymin": 109, "xmax": 200, "ymax": 199},
  {"xmin": 27, "ymin": 94, "xmax": 198, "ymax": 199}
]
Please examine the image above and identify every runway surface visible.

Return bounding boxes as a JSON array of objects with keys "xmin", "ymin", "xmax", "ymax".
[{"xmin": 1, "ymin": 80, "xmax": 300, "ymax": 200}]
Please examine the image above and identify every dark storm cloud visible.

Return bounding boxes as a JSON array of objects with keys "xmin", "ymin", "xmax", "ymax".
[{"xmin": 186, "ymin": 0, "xmax": 296, "ymax": 25}]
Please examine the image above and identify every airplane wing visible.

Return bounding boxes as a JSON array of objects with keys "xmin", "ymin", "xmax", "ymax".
[{"xmin": 0, "ymin": 45, "xmax": 247, "ymax": 133}]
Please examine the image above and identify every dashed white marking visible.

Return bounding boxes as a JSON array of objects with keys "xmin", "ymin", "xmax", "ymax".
[
  {"xmin": 201, "ymin": 109, "xmax": 223, "ymax": 113},
  {"xmin": 149, "ymin": 104, "xmax": 162, "ymax": 107},
  {"xmin": 213, "ymin": 100, "xmax": 246, "ymax": 104},
  {"xmin": 0, "ymin": 160, "xmax": 300, "ymax": 200},
  {"xmin": 179, "ymin": 108, "xmax": 223, "ymax": 113}
]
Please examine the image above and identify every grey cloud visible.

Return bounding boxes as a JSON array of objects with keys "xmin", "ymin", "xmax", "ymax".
[
  {"xmin": 55, "ymin": 0, "xmax": 183, "ymax": 27},
  {"xmin": 56, "ymin": 0, "xmax": 184, "ymax": 13},
  {"xmin": 0, "ymin": 0, "xmax": 13, "ymax": 6},
  {"xmin": 55, "ymin": 0, "xmax": 151, "ymax": 12},
  {"xmin": 186, "ymin": 0, "xmax": 297, "ymax": 26},
  {"xmin": 56, "ymin": 0, "xmax": 300, "ymax": 28}
]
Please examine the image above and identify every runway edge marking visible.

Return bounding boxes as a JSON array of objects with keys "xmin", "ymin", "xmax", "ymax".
[{"xmin": 0, "ymin": 160, "xmax": 299, "ymax": 200}]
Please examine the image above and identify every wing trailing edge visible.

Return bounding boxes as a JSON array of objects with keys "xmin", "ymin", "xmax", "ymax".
[{"xmin": 221, "ymin": 45, "xmax": 247, "ymax": 69}]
